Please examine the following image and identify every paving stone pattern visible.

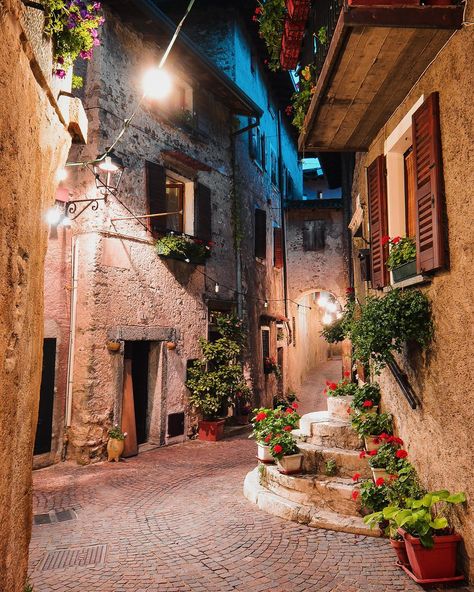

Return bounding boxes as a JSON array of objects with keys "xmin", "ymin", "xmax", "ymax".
[{"xmin": 29, "ymin": 436, "xmax": 472, "ymax": 592}]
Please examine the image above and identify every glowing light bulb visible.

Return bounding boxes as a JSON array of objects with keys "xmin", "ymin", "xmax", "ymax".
[
  {"xmin": 142, "ymin": 68, "xmax": 172, "ymax": 100},
  {"xmin": 322, "ymin": 313, "xmax": 333, "ymax": 326},
  {"xmin": 215, "ymin": 283, "xmax": 220, "ymax": 293},
  {"xmin": 264, "ymin": 300, "xmax": 269, "ymax": 308},
  {"xmin": 57, "ymin": 168, "xmax": 68, "ymax": 182},
  {"xmin": 61, "ymin": 216, "xmax": 72, "ymax": 227},
  {"xmin": 326, "ymin": 301, "xmax": 337, "ymax": 313},
  {"xmin": 98, "ymin": 156, "xmax": 119, "ymax": 172},
  {"xmin": 46, "ymin": 206, "xmax": 62, "ymax": 225},
  {"xmin": 318, "ymin": 293, "xmax": 329, "ymax": 308}
]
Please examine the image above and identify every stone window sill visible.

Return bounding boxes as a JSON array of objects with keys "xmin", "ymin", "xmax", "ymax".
[{"xmin": 384, "ymin": 274, "xmax": 432, "ymax": 291}]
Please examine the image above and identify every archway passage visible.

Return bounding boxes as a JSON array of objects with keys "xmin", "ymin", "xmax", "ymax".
[{"xmin": 287, "ymin": 290, "xmax": 344, "ymax": 415}]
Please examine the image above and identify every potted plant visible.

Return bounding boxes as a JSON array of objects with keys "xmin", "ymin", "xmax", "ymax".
[
  {"xmin": 351, "ymin": 412, "xmax": 393, "ymax": 451},
  {"xmin": 264, "ymin": 356, "xmax": 281, "ymax": 378},
  {"xmin": 355, "ymin": 477, "xmax": 390, "ymax": 515},
  {"xmin": 383, "ymin": 235, "xmax": 417, "ymax": 282},
  {"xmin": 325, "ymin": 371, "xmax": 358, "ymax": 419},
  {"xmin": 107, "ymin": 425, "xmax": 127, "ymax": 462},
  {"xmin": 251, "ymin": 404, "xmax": 300, "ymax": 462},
  {"xmin": 350, "ymin": 382, "xmax": 381, "ymax": 414},
  {"xmin": 268, "ymin": 429, "xmax": 303, "ymax": 474},
  {"xmin": 386, "ymin": 491, "xmax": 466, "ymax": 582},
  {"xmin": 253, "ymin": 0, "xmax": 286, "ymax": 72},
  {"xmin": 368, "ymin": 442, "xmax": 408, "ymax": 481},
  {"xmin": 156, "ymin": 234, "xmax": 211, "ymax": 265},
  {"xmin": 186, "ymin": 314, "xmax": 250, "ymax": 441}
]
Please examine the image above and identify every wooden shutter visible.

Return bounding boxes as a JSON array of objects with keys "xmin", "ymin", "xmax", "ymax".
[
  {"xmin": 255, "ymin": 209, "xmax": 267, "ymax": 259},
  {"xmin": 145, "ymin": 161, "xmax": 167, "ymax": 234},
  {"xmin": 273, "ymin": 227, "xmax": 283, "ymax": 269},
  {"xmin": 194, "ymin": 183, "xmax": 212, "ymax": 242},
  {"xmin": 412, "ymin": 92, "xmax": 444, "ymax": 273},
  {"xmin": 367, "ymin": 155, "xmax": 389, "ymax": 289},
  {"xmin": 249, "ymin": 121, "xmax": 257, "ymax": 160}
]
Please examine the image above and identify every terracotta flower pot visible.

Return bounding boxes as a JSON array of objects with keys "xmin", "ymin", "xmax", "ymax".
[
  {"xmin": 198, "ymin": 419, "xmax": 225, "ymax": 442},
  {"xmin": 166, "ymin": 341, "xmax": 177, "ymax": 350},
  {"xmin": 257, "ymin": 443, "xmax": 274, "ymax": 463},
  {"xmin": 398, "ymin": 528, "xmax": 462, "ymax": 580},
  {"xmin": 391, "ymin": 538, "xmax": 410, "ymax": 566},
  {"xmin": 107, "ymin": 437, "xmax": 124, "ymax": 462},
  {"xmin": 327, "ymin": 395, "xmax": 354, "ymax": 420},
  {"xmin": 276, "ymin": 452, "xmax": 303, "ymax": 475},
  {"xmin": 364, "ymin": 434, "xmax": 382, "ymax": 451}
]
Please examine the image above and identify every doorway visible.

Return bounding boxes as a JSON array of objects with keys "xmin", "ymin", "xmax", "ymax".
[
  {"xmin": 124, "ymin": 341, "xmax": 150, "ymax": 446},
  {"xmin": 34, "ymin": 338, "xmax": 56, "ymax": 456}
]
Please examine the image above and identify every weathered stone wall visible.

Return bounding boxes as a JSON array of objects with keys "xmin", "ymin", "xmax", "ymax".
[
  {"xmin": 0, "ymin": 1, "xmax": 73, "ymax": 589},
  {"xmin": 285, "ymin": 202, "xmax": 348, "ymax": 390},
  {"xmin": 351, "ymin": 6, "xmax": 474, "ymax": 577}
]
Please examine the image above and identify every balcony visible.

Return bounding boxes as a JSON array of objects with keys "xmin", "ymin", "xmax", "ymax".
[{"xmin": 298, "ymin": 0, "xmax": 464, "ymax": 152}]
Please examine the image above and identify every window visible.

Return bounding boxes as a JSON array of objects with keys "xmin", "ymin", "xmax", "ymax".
[
  {"xmin": 368, "ymin": 92, "xmax": 445, "ymax": 288},
  {"xmin": 255, "ymin": 208, "xmax": 267, "ymax": 260},
  {"xmin": 273, "ymin": 227, "xmax": 283, "ymax": 268},
  {"xmin": 165, "ymin": 180, "xmax": 184, "ymax": 233},
  {"xmin": 249, "ymin": 120, "xmax": 265, "ymax": 168},
  {"xmin": 261, "ymin": 326, "xmax": 270, "ymax": 373},
  {"xmin": 270, "ymin": 147, "xmax": 278, "ymax": 187},
  {"xmin": 303, "ymin": 220, "xmax": 326, "ymax": 251}
]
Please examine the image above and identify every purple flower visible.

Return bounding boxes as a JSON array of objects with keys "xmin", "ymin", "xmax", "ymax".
[
  {"xmin": 67, "ymin": 20, "xmax": 76, "ymax": 29},
  {"xmin": 55, "ymin": 69, "xmax": 66, "ymax": 79},
  {"xmin": 79, "ymin": 8, "xmax": 88, "ymax": 18},
  {"xmin": 93, "ymin": 2, "xmax": 101, "ymax": 9},
  {"xmin": 90, "ymin": 28, "xmax": 98, "ymax": 37},
  {"xmin": 92, "ymin": 37, "xmax": 101, "ymax": 47},
  {"xmin": 80, "ymin": 49, "xmax": 93, "ymax": 60}
]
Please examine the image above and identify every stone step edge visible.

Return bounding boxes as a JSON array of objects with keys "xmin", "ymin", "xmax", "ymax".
[
  {"xmin": 243, "ymin": 468, "xmax": 380, "ymax": 538},
  {"xmin": 297, "ymin": 442, "xmax": 363, "ymax": 456}
]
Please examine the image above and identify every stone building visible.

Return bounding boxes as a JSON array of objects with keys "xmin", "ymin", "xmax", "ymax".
[
  {"xmin": 299, "ymin": 0, "xmax": 474, "ymax": 577},
  {"xmin": 0, "ymin": 1, "xmax": 88, "ymax": 589},
  {"xmin": 37, "ymin": 1, "xmax": 301, "ymax": 465}
]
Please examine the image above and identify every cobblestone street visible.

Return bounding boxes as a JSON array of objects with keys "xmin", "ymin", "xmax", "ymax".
[{"xmin": 29, "ymin": 434, "xmax": 472, "ymax": 592}]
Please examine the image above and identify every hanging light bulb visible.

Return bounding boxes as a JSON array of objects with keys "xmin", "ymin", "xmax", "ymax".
[
  {"xmin": 46, "ymin": 206, "xmax": 62, "ymax": 226},
  {"xmin": 98, "ymin": 155, "xmax": 120, "ymax": 172},
  {"xmin": 214, "ymin": 283, "xmax": 220, "ymax": 293},
  {"xmin": 61, "ymin": 216, "xmax": 72, "ymax": 228},
  {"xmin": 264, "ymin": 300, "xmax": 269, "ymax": 308},
  {"xmin": 322, "ymin": 313, "xmax": 333, "ymax": 326},
  {"xmin": 184, "ymin": 257, "xmax": 190, "ymax": 263},
  {"xmin": 142, "ymin": 67, "xmax": 172, "ymax": 100}
]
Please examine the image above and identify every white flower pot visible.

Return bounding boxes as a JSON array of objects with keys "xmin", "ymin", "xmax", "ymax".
[
  {"xmin": 276, "ymin": 453, "xmax": 303, "ymax": 475},
  {"xmin": 371, "ymin": 467, "xmax": 391, "ymax": 482},
  {"xmin": 364, "ymin": 435, "xmax": 382, "ymax": 452},
  {"xmin": 256, "ymin": 443, "xmax": 274, "ymax": 463},
  {"xmin": 327, "ymin": 395, "xmax": 354, "ymax": 420}
]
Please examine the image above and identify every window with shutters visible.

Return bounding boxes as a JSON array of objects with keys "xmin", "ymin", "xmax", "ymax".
[
  {"xmin": 249, "ymin": 121, "xmax": 265, "ymax": 169},
  {"xmin": 270, "ymin": 147, "xmax": 278, "ymax": 187},
  {"xmin": 273, "ymin": 227, "xmax": 283, "ymax": 269},
  {"xmin": 255, "ymin": 208, "xmax": 267, "ymax": 260},
  {"xmin": 303, "ymin": 220, "xmax": 326, "ymax": 252}
]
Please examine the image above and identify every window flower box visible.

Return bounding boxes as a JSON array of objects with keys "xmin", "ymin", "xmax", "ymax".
[
  {"xmin": 392, "ymin": 259, "xmax": 417, "ymax": 283},
  {"xmin": 285, "ymin": 0, "xmax": 311, "ymax": 23},
  {"xmin": 155, "ymin": 234, "xmax": 211, "ymax": 265}
]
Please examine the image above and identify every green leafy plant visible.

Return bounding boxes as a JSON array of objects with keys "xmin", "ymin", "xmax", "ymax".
[
  {"xmin": 351, "ymin": 383, "xmax": 381, "ymax": 413},
  {"xmin": 357, "ymin": 478, "xmax": 391, "ymax": 513},
  {"xmin": 43, "ymin": 0, "xmax": 104, "ymax": 86},
  {"xmin": 273, "ymin": 389, "xmax": 298, "ymax": 408},
  {"xmin": 325, "ymin": 375, "xmax": 358, "ymax": 398},
  {"xmin": 364, "ymin": 490, "xmax": 466, "ymax": 547},
  {"xmin": 268, "ymin": 429, "xmax": 300, "ymax": 460},
  {"xmin": 291, "ymin": 64, "xmax": 318, "ymax": 131},
  {"xmin": 264, "ymin": 356, "xmax": 281, "ymax": 378},
  {"xmin": 368, "ymin": 442, "xmax": 408, "ymax": 473},
  {"xmin": 317, "ymin": 26, "xmax": 328, "ymax": 46},
  {"xmin": 253, "ymin": 0, "xmax": 286, "ymax": 72},
  {"xmin": 325, "ymin": 459, "xmax": 337, "ymax": 476},
  {"xmin": 384, "ymin": 236, "xmax": 416, "ymax": 270},
  {"xmin": 24, "ymin": 583, "xmax": 34, "ymax": 592},
  {"xmin": 321, "ymin": 296, "xmax": 355, "ymax": 344},
  {"xmin": 351, "ymin": 412, "xmax": 393, "ymax": 438},
  {"xmin": 349, "ymin": 289, "xmax": 432, "ymax": 372},
  {"xmin": 156, "ymin": 234, "xmax": 211, "ymax": 263},
  {"xmin": 108, "ymin": 425, "xmax": 127, "ymax": 441},
  {"xmin": 250, "ymin": 405, "xmax": 300, "ymax": 444}
]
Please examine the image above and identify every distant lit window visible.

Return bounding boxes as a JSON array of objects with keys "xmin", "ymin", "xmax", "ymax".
[{"xmin": 302, "ymin": 157, "xmax": 323, "ymax": 177}]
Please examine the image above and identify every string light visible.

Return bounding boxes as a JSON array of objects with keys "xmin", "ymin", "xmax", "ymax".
[
  {"xmin": 264, "ymin": 300, "xmax": 269, "ymax": 308},
  {"xmin": 215, "ymin": 283, "xmax": 220, "ymax": 293}
]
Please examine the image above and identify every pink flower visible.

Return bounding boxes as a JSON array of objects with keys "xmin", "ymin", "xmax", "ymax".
[{"xmin": 55, "ymin": 69, "xmax": 66, "ymax": 79}]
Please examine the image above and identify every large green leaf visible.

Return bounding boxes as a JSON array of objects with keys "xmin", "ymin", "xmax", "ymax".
[
  {"xmin": 420, "ymin": 534, "xmax": 435, "ymax": 548},
  {"xmin": 446, "ymin": 492, "xmax": 466, "ymax": 504},
  {"xmin": 430, "ymin": 517, "xmax": 448, "ymax": 530}
]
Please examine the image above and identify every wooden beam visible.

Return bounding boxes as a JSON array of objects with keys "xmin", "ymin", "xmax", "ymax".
[{"xmin": 343, "ymin": 5, "xmax": 464, "ymax": 30}]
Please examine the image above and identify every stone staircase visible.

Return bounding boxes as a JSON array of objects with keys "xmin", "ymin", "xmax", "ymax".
[{"xmin": 243, "ymin": 411, "xmax": 380, "ymax": 537}]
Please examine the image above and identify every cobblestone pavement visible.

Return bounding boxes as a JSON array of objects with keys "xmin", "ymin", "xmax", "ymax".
[{"xmin": 29, "ymin": 435, "xmax": 472, "ymax": 592}]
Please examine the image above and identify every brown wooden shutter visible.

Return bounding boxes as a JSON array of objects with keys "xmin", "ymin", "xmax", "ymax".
[
  {"xmin": 255, "ymin": 209, "xmax": 267, "ymax": 259},
  {"xmin": 273, "ymin": 227, "xmax": 283, "ymax": 269},
  {"xmin": 194, "ymin": 183, "xmax": 212, "ymax": 242},
  {"xmin": 145, "ymin": 161, "xmax": 167, "ymax": 234},
  {"xmin": 367, "ymin": 155, "xmax": 389, "ymax": 289},
  {"xmin": 412, "ymin": 92, "xmax": 444, "ymax": 273}
]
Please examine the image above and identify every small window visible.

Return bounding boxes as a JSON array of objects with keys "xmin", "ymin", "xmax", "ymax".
[
  {"xmin": 167, "ymin": 412, "xmax": 185, "ymax": 437},
  {"xmin": 270, "ymin": 148, "xmax": 278, "ymax": 187},
  {"xmin": 255, "ymin": 209, "xmax": 267, "ymax": 259},
  {"xmin": 404, "ymin": 147, "xmax": 416, "ymax": 239},
  {"xmin": 261, "ymin": 326, "xmax": 270, "ymax": 372},
  {"xmin": 303, "ymin": 220, "xmax": 326, "ymax": 251},
  {"xmin": 249, "ymin": 121, "xmax": 264, "ymax": 169},
  {"xmin": 273, "ymin": 227, "xmax": 283, "ymax": 269},
  {"xmin": 165, "ymin": 179, "xmax": 184, "ymax": 233}
]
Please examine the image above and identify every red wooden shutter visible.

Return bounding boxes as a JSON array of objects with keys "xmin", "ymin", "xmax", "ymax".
[
  {"xmin": 194, "ymin": 183, "xmax": 212, "ymax": 242},
  {"xmin": 273, "ymin": 227, "xmax": 283, "ymax": 269},
  {"xmin": 145, "ymin": 161, "xmax": 167, "ymax": 235},
  {"xmin": 367, "ymin": 155, "xmax": 389, "ymax": 289},
  {"xmin": 412, "ymin": 92, "xmax": 444, "ymax": 273},
  {"xmin": 255, "ymin": 209, "xmax": 267, "ymax": 259}
]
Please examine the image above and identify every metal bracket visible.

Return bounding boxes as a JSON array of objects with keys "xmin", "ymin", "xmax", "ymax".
[{"xmin": 387, "ymin": 358, "xmax": 420, "ymax": 410}]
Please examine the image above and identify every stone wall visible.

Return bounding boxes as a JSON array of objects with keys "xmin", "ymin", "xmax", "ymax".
[
  {"xmin": 350, "ymin": 4, "xmax": 474, "ymax": 577},
  {"xmin": 0, "ymin": 1, "xmax": 74, "ymax": 589}
]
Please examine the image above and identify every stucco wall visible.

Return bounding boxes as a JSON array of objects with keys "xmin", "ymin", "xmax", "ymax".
[
  {"xmin": 0, "ymin": 1, "xmax": 72, "ymax": 589},
  {"xmin": 351, "ymin": 6, "xmax": 474, "ymax": 576}
]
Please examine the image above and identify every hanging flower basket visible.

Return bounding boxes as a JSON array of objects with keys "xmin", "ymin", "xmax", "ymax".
[
  {"xmin": 286, "ymin": 0, "xmax": 311, "ymax": 23},
  {"xmin": 155, "ymin": 234, "xmax": 211, "ymax": 265},
  {"xmin": 284, "ymin": 18, "xmax": 305, "ymax": 42}
]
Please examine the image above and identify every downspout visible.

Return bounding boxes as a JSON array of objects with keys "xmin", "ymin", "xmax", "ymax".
[{"xmin": 277, "ymin": 110, "xmax": 289, "ymax": 321}]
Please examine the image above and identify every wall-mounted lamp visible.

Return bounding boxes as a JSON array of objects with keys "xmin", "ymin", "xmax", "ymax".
[{"xmin": 93, "ymin": 150, "xmax": 125, "ymax": 198}]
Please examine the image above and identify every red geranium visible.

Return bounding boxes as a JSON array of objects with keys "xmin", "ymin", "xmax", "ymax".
[
  {"xmin": 381, "ymin": 235, "xmax": 390, "ymax": 246},
  {"xmin": 273, "ymin": 444, "xmax": 283, "ymax": 454},
  {"xmin": 392, "ymin": 236, "xmax": 401, "ymax": 244},
  {"xmin": 372, "ymin": 437, "xmax": 380, "ymax": 445},
  {"xmin": 359, "ymin": 451, "xmax": 366, "ymax": 459},
  {"xmin": 343, "ymin": 370, "xmax": 351, "ymax": 377},
  {"xmin": 389, "ymin": 474, "xmax": 398, "ymax": 481},
  {"xmin": 352, "ymin": 473, "xmax": 361, "ymax": 482},
  {"xmin": 292, "ymin": 402, "xmax": 298, "ymax": 409},
  {"xmin": 368, "ymin": 450, "xmax": 377, "ymax": 456},
  {"xmin": 283, "ymin": 425, "xmax": 292, "ymax": 432},
  {"xmin": 255, "ymin": 412, "xmax": 267, "ymax": 422},
  {"xmin": 375, "ymin": 477, "xmax": 385, "ymax": 486},
  {"xmin": 351, "ymin": 490, "xmax": 359, "ymax": 501},
  {"xmin": 362, "ymin": 400, "xmax": 373, "ymax": 408},
  {"xmin": 346, "ymin": 407, "xmax": 351, "ymax": 414},
  {"xmin": 285, "ymin": 407, "xmax": 293, "ymax": 414},
  {"xmin": 328, "ymin": 382, "xmax": 337, "ymax": 390},
  {"xmin": 264, "ymin": 434, "xmax": 272, "ymax": 443},
  {"xmin": 395, "ymin": 449, "xmax": 408, "ymax": 459},
  {"xmin": 255, "ymin": 6, "xmax": 262, "ymax": 14}
]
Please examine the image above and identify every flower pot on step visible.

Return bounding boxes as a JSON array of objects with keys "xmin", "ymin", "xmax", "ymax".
[
  {"xmin": 362, "ymin": 405, "xmax": 378, "ymax": 415},
  {"xmin": 391, "ymin": 538, "xmax": 410, "ymax": 566},
  {"xmin": 276, "ymin": 453, "xmax": 303, "ymax": 475},
  {"xmin": 107, "ymin": 437, "xmax": 124, "ymax": 462},
  {"xmin": 398, "ymin": 528, "xmax": 463, "ymax": 580},
  {"xmin": 257, "ymin": 443, "xmax": 274, "ymax": 463},
  {"xmin": 327, "ymin": 395, "xmax": 354, "ymax": 420},
  {"xmin": 198, "ymin": 419, "xmax": 225, "ymax": 442},
  {"xmin": 392, "ymin": 260, "xmax": 417, "ymax": 283},
  {"xmin": 371, "ymin": 467, "xmax": 391, "ymax": 481},
  {"xmin": 364, "ymin": 435, "xmax": 382, "ymax": 451}
]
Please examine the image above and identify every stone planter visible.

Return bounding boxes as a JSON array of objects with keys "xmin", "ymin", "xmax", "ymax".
[
  {"xmin": 198, "ymin": 419, "xmax": 225, "ymax": 442},
  {"xmin": 256, "ymin": 443, "xmax": 274, "ymax": 463},
  {"xmin": 276, "ymin": 453, "xmax": 303, "ymax": 475},
  {"xmin": 364, "ymin": 434, "xmax": 383, "ymax": 452},
  {"xmin": 327, "ymin": 395, "xmax": 354, "ymax": 420},
  {"xmin": 391, "ymin": 538, "xmax": 410, "ymax": 566},
  {"xmin": 371, "ymin": 467, "xmax": 391, "ymax": 481},
  {"xmin": 107, "ymin": 437, "xmax": 124, "ymax": 462},
  {"xmin": 392, "ymin": 260, "xmax": 417, "ymax": 283}
]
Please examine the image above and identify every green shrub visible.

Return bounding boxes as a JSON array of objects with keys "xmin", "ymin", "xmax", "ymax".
[{"xmin": 351, "ymin": 412, "xmax": 393, "ymax": 438}]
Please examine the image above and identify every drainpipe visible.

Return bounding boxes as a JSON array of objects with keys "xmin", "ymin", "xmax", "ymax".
[
  {"xmin": 277, "ymin": 109, "xmax": 289, "ymax": 321},
  {"xmin": 65, "ymin": 235, "xmax": 79, "ymax": 433}
]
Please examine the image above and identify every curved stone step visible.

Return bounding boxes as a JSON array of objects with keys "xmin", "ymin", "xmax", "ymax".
[
  {"xmin": 297, "ymin": 442, "xmax": 371, "ymax": 479},
  {"xmin": 243, "ymin": 468, "xmax": 379, "ymax": 538},
  {"xmin": 300, "ymin": 411, "xmax": 361, "ymax": 450},
  {"xmin": 260, "ymin": 465, "xmax": 361, "ymax": 517}
]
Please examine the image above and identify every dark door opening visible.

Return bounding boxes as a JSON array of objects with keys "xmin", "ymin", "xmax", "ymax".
[
  {"xmin": 124, "ymin": 341, "xmax": 150, "ymax": 446},
  {"xmin": 34, "ymin": 338, "xmax": 56, "ymax": 455}
]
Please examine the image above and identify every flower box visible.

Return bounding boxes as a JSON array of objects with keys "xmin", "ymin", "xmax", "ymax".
[
  {"xmin": 280, "ymin": 48, "xmax": 299, "ymax": 70},
  {"xmin": 284, "ymin": 18, "xmax": 305, "ymax": 42},
  {"xmin": 285, "ymin": 0, "xmax": 311, "ymax": 22},
  {"xmin": 257, "ymin": 443, "xmax": 274, "ymax": 463},
  {"xmin": 198, "ymin": 419, "xmax": 225, "ymax": 442},
  {"xmin": 392, "ymin": 260, "xmax": 417, "ymax": 283},
  {"xmin": 276, "ymin": 452, "xmax": 303, "ymax": 475},
  {"xmin": 327, "ymin": 395, "xmax": 354, "ymax": 421}
]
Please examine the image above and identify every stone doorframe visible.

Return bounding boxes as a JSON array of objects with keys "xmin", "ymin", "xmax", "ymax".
[{"xmin": 107, "ymin": 325, "xmax": 179, "ymax": 446}]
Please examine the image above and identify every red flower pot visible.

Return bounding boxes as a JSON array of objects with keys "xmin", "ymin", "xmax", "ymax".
[
  {"xmin": 198, "ymin": 419, "xmax": 225, "ymax": 442},
  {"xmin": 284, "ymin": 18, "xmax": 305, "ymax": 42},
  {"xmin": 348, "ymin": 0, "xmax": 420, "ymax": 4},
  {"xmin": 398, "ymin": 528, "xmax": 462, "ymax": 580},
  {"xmin": 390, "ymin": 538, "xmax": 409, "ymax": 566},
  {"xmin": 286, "ymin": 0, "xmax": 311, "ymax": 22}
]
